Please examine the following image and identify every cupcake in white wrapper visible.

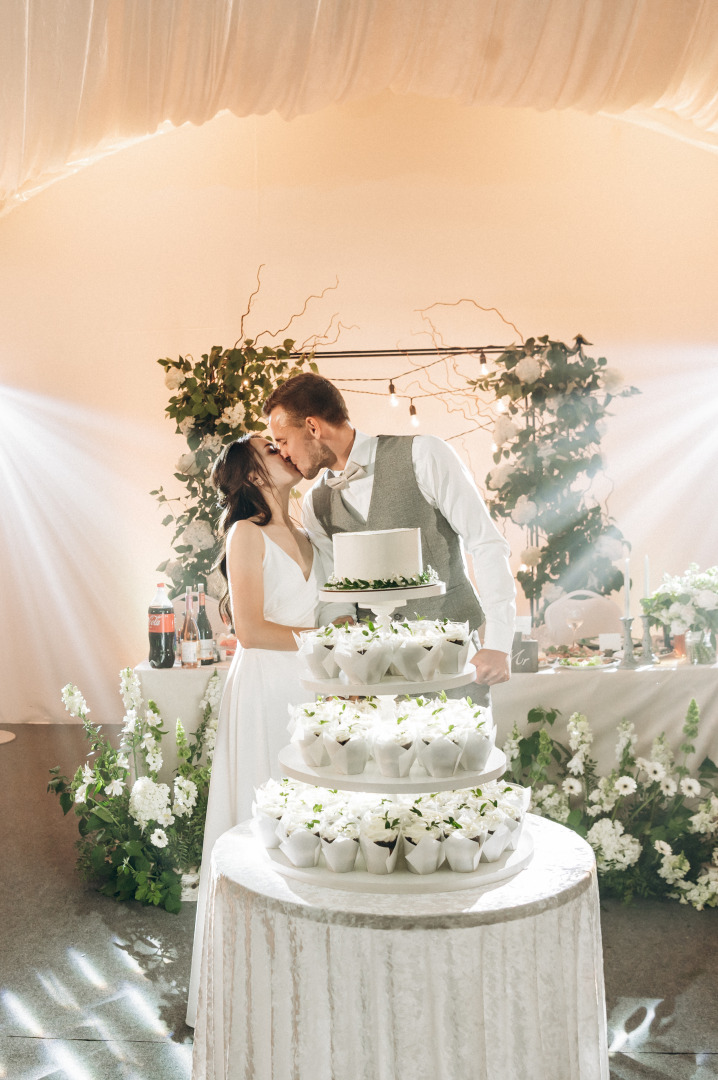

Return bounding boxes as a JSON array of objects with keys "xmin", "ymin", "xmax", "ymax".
[
  {"xmin": 293, "ymin": 717, "xmax": 331, "ymax": 767},
  {"xmin": 443, "ymin": 829, "xmax": 487, "ymax": 872},
  {"xmin": 323, "ymin": 726, "xmax": 371, "ymax": 774},
  {"xmin": 295, "ymin": 631, "xmax": 340, "ymax": 680},
  {"xmin": 402, "ymin": 817, "xmax": 445, "ymax": 875},
  {"xmin": 359, "ymin": 810, "xmax": 401, "ymax": 875},
  {"xmin": 253, "ymin": 810, "xmax": 284, "ymax": 849},
  {"xmin": 252, "ymin": 778, "xmax": 294, "ymax": 849},
  {"xmin": 417, "ymin": 730, "xmax": 464, "ymax": 777},
  {"xmin": 436, "ymin": 621, "xmax": 472, "ymax": 674},
  {"xmin": 334, "ymin": 637, "xmax": 393, "ymax": 685},
  {"xmin": 481, "ymin": 821, "xmax": 513, "ymax": 862},
  {"xmin": 459, "ymin": 719, "xmax": 496, "ymax": 772},
  {"xmin": 392, "ymin": 637, "xmax": 442, "ymax": 682},
  {"xmin": 319, "ymin": 816, "xmax": 360, "ymax": 873},
  {"xmin": 372, "ymin": 725, "xmax": 417, "ymax": 778},
  {"xmin": 279, "ymin": 821, "xmax": 322, "ymax": 867}
]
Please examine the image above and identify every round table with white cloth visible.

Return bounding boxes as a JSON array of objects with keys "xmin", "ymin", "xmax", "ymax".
[{"xmin": 191, "ymin": 815, "xmax": 609, "ymax": 1080}]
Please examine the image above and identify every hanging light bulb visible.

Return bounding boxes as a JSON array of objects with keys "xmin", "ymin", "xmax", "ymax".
[
  {"xmin": 491, "ymin": 442, "xmax": 498, "ymax": 453},
  {"xmin": 496, "ymin": 399, "xmax": 507, "ymax": 413},
  {"xmin": 519, "ymin": 563, "xmax": 529, "ymax": 573},
  {"xmin": 242, "ymin": 378, "xmax": 250, "ymax": 388},
  {"xmin": 479, "ymin": 350, "xmax": 488, "ymax": 376},
  {"xmin": 389, "ymin": 380, "xmax": 399, "ymax": 407},
  {"xmin": 409, "ymin": 402, "xmax": 420, "ymax": 428}
]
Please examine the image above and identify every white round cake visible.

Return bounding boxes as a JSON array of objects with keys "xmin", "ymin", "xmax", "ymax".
[{"xmin": 332, "ymin": 527, "xmax": 422, "ymax": 584}]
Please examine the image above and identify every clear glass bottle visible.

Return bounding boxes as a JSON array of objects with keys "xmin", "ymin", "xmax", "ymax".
[
  {"xmin": 196, "ymin": 582, "xmax": 215, "ymax": 665},
  {"xmin": 180, "ymin": 586, "xmax": 200, "ymax": 668}
]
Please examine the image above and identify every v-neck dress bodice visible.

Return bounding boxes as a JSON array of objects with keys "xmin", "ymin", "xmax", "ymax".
[{"xmin": 187, "ymin": 529, "xmax": 321, "ymax": 1026}]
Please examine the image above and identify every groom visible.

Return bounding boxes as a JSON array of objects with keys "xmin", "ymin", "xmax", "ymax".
[{"xmin": 264, "ymin": 373, "xmax": 516, "ymax": 693}]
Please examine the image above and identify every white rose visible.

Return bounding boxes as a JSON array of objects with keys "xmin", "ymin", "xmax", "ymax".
[
  {"xmin": 600, "ymin": 368, "xmax": 624, "ymax": 393},
  {"xmin": 219, "ymin": 402, "xmax": 246, "ymax": 429},
  {"xmin": 178, "ymin": 416, "xmax": 195, "ymax": 437},
  {"xmin": 176, "ymin": 452, "xmax": 200, "ymax": 476},
  {"xmin": 515, "ymin": 355, "xmax": 541, "ymax": 383},
  {"xmin": 493, "ymin": 416, "xmax": 518, "ymax": 446},
  {"xmin": 520, "ymin": 546, "xmax": 542, "ymax": 567},
  {"xmin": 164, "ymin": 367, "xmax": 186, "ymax": 390},
  {"xmin": 542, "ymin": 583, "xmax": 565, "ymax": 604},
  {"xmin": 487, "ymin": 462, "xmax": 515, "ymax": 490},
  {"xmin": 511, "ymin": 495, "xmax": 538, "ymax": 525},
  {"xmin": 201, "ymin": 433, "xmax": 223, "ymax": 454},
  {"xmin": 595, "ymin": 535, "xmax": 624, "ymax": 561},
  {"xmin": 694, "ymin": 589, "xmax": 718, "ymax": 612}
]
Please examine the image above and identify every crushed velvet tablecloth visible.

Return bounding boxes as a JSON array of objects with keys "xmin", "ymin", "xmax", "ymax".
[{"xmin": 191, "ymin": 815, "xmax": 609, "ymax": 1080}]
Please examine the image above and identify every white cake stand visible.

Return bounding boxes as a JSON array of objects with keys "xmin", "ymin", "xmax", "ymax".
[
  {"xmin": 278, "ymin": 743, "xmax": 507, "ymax": 794},
  {"xmin": 319, "ymin": 582, "xmax": 445, "ymax": 629}
]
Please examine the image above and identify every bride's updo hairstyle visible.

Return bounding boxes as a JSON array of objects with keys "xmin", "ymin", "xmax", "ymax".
[{"xmin": 210, "ymin": 435, "xmax": 273, "ymax": 621}]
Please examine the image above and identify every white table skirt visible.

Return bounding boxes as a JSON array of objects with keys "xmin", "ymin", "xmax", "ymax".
[
  {"xmin": 136, "ymin": 660, "xmax": 718, "ymax": 778},
  {"xmin": 191, "ymin": 816, "xmax": 608, "ymax": 1080}
]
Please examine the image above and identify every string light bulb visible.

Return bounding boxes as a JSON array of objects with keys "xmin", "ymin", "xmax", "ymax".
[
  {"xmin": 491, "ymin": 442, "xmax": 498, "ymax": 453},
  {"xmin": 388, "ymin": 380, "xmax": 399, "ymax": 407},
  {"xmin": 409, "ymin": 402, "xmax": 420, "ymax": 428},
  {"xmin": 519, "ymin": 563, "xmax": 529, "ymax": 573},
  {"xmin": 496, "ymin": 399, "xmax": 507, "ymax": 413},
  {"xmin": 479, "ymin": 350, "xmax": 488, "ymax": 376},
  {"xmin": 242, "ymin": 378, "xmax": 250, "ymax": 388}
]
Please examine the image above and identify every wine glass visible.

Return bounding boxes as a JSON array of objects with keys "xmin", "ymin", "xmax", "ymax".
[{"xmin": 565, "ymin": 605, "xmax": 584, "ymax": 649}]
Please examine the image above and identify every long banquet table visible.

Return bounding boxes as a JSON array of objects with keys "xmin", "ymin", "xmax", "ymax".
[
  {"xmin": 135, "ymin": 659, "xmax": 718, "ymax": 778},
  {"xmin": 191, "ymin": 816, "xmax": 609, "ymax": 1080}
]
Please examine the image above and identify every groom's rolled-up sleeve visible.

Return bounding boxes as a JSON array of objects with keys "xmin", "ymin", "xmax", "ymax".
[
  {"xmin": 412, "ymin": 435, "xmax": 516, "ymax": 655},
  {"xmin": 302, "ymin": 489, "xmax": 357, "ymax": 625}
]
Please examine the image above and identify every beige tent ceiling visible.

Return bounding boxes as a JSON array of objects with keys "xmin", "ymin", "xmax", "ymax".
[{"xmin": 3, "ymin": 0, "xmax": 718, "ymax": 215}]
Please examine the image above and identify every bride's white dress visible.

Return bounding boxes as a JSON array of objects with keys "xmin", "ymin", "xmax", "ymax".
[{"xmin": 186, "ymin": 531, "xmax": 321, "ymax": 1027}]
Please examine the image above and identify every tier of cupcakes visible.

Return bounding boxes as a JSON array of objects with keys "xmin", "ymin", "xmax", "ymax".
[
  {"xmin": 289, "ymin": 694, "xmax": 495, "ymax": 779},
  {"xmin": 254, "ymin": 777, "xmax": 530, "ymax": 876},
  {"xmin": 295, "ymin": 618, "xmax": 474, "ymax": 686}
]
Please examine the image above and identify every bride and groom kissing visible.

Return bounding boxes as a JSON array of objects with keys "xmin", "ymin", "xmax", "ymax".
[{"xmin": 185, "ymin": 371, "xmax": 516, "ymax": 1027}]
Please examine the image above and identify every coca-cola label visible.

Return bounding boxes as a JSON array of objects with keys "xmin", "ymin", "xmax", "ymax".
[
  {"xmin": 149, "ymin": 612, "xmax": 175, "ymax": 633},
  {"xmin": 181, "ymin": 640, "xmax": 198, "ymax": 663}
]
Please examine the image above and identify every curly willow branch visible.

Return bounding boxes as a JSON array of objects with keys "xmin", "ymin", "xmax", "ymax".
[
  {"xmin": 255, "ymin": 277, "xmax": 341, "ymax": 345},
  {"xmin": 417, "ymin": 299, "xmax": 525, "ymax": 345},
  {"xmin": 236, "ymin": 264, "xmax": 266, "ymax": 344}
]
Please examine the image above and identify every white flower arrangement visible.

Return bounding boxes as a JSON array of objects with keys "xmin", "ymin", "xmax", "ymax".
[{"xmin": 49, "ymin": 668, "xmax": 222, "ymax": 912}]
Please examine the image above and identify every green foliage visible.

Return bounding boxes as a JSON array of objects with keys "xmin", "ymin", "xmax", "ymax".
[
  {"xmin": 469, "ymin": 335, "xmax": 639, "ymax": 617},
  {"xmin": 504, "ymin": 698, "xmax": 718, "ymax": 908}
]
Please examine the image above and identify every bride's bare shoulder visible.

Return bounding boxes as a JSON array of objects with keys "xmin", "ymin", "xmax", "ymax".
[{"xmin": 226, "ymin": 519, "xmax": 265, "ymax": 554}]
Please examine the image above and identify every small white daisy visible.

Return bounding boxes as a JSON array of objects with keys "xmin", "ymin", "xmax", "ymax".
[
  {"xmin": 150, "ymin": 828, "xmax": 168, "ymax": 848},
  {"xmin": 644, "ymin": 761, "xmax": 666, "ymax": 783},
  {"xmin": 660, "ymin": 777, "xmax": 677, "ymax": 797},
  {"xmin": 680, "ymin": 777, "xmax": 702, "ymax": 798},
  {"xmin": 615, "ymin": 776, "xmax": 637, "ymax": 796},
  {"xmin": 562, "ymin": 777, "xmax": 582, "ymax": 796}
]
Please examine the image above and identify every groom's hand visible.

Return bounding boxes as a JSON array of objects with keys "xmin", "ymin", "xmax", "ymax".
[{"xmin": 470, "ymin": 649, "xmax": 510, "ymax": 686}]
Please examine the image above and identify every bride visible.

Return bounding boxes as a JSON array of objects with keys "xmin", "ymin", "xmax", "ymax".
[{"xmin": 186, "ymin": 433, "xmax": 331, "ymax": 1027}]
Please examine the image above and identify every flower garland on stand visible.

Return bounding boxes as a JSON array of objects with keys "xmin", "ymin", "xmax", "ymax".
[
  {"xmin": 503, "ymin": 699, "xmax": 718, "ymax": 908},
  {"xmin": 48, "ymin": 668, "xmax": 222, "ymax": 912},
  {"xmin": 470, "ymin": 335, "xmax": 639, "ymax": 621}
]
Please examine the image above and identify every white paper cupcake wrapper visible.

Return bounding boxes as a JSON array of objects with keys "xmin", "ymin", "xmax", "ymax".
[
  {"xmin": 392, "ymin": 641, "xmax": 442, "ymax": 682},
  {"xmin": 436, "ymin": 639, "xmax": 471, "ymax": 675},
  {"xmin": 334, "ymin": 642, "xmax": 393, "ymax": 685},
  {"xmin": 458, "ymin": 727, "xmax": 496, "ymax": 772},
  {"xmin": 321, "ymin": 836, "xmax": 360, "ymax": 873},
  {"xmin": 296, "ymin": 732, "xmax": 331, "ymax": 767},
  {"xmin": 279, "ymin": 830, "xmax": 322, "ymax": 868},
  {"xmin": 481, "ymin": 823, "xmax": 512, "ymax": 862},
  {"xmin": 373, "ymin": 738, "xmax": 417, "ymax": 778},
  {"xmin": 443, "ymin": 832, "xmax": 486, "ymax": 872},
  {"xmin": 359, "ymin": 835, "xmax": 400, "ymax": 875},
  {"xmin": 253, "ymin": 810, "xmax": 283, "ymax": 849},
  {"xmin": 417, "ymin": 736, "xmax": 464, "ymax": 777},
  {"xmin": 323, "ymin": 735, "xmax": 370, "ymax": 774},
  {"xmin": 403, "ymin": 835, "xmax": 445, "ymax": 875}
]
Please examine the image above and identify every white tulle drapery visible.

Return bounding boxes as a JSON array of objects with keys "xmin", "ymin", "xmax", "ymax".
[{"xmin": 3, "ymin": 0, "xmax": 718, "ymax": 214}]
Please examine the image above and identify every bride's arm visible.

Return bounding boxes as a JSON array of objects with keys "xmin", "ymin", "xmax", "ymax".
[{"xmin": 227, "ymin": 521, "xmax": 314, "ymax": 650}]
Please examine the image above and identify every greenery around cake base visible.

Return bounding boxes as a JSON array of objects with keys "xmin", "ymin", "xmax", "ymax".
[{"xmin": 324, "ymin": 567, "xmax": 440, "ymax": 591}]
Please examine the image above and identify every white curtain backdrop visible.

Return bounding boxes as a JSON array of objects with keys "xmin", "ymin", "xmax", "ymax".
[{"xmin": 3, "ymin": 0, "xmax": 718, "ymax": 215}]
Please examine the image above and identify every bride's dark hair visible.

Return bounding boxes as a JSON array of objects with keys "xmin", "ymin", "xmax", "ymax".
[{"xmin": 210, "ymin": 435, "xmax": 272, "ymax": 622}]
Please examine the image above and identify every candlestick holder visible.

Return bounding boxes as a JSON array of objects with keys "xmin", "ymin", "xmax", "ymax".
[
  {"xmin": 640, "ymin": 614, "xmax": 658, "ymax": 666},
  {"xmin": 619, "ymin": 617, "xmax": 640, "ymax": 669}
]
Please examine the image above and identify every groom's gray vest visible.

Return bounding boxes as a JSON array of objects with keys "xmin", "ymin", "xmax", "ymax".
[{"xmin": 311, "ymin": 435, "xmax": 485, "ymax": 631}]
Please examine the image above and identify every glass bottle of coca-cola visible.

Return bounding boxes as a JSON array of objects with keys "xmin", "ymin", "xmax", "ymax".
[
  {"xmin": 181, "ymin": 586, "xmax": 200, "ymax": 669},
  {"xmin": 148, "ymin": 583, "xmax": 176, "ymax": 668},
  {"xmin": 196, "ymin": 583, "xmax": 215, "ymax": 665}
]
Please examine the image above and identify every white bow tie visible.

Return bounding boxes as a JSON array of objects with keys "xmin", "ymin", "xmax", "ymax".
[{"xmin": 325, "ymin": 460, "xmax": 367, "ymax": 490}]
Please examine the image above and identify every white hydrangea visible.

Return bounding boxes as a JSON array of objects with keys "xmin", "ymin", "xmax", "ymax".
[
  {"xmin": 542, "ymin": 583, "xmax": 565, "ymax": 604},
  {"xmin": 129, "ymin": 777, "xmax": 172, "ymax": 830},
  {"xmin": 178, "ymin": 416, "xmax": 196, "ymax": 437},
  {"xmin": 61, "ymin": 684, "xmax": 89, "ymax": 718},
  {"xmin": 515, "ymin": 355, "xmax": 542, "ymax": 383},
  {"xmin": 511, "ymin": 495, "xmax": 538, "ymax": 525},
  {"xmin": 205, "ymin": 567, "xmax": 226, "ymax": 601},
  {"xmin": 657, "ymin": 850, "xmax": 689, "ymax": 885},
  {"xmin": 164, "ymin": 367, "xmax": 186, "ymax": 390},
  {"xmin": 182, "ymin": 518, "xmax": 216, "ymax": 552},
  {"xmin": 694, "ymin": 589, "xmax": 718, "ymax": 611},
  {"xmin": 586, "ymin": 818, "xmax": 642, "ymax": 872},
  {"xmin": 595, "ymin": 535, "xmax": 624, "ymax": 561},
  {"xmin": 176, "ymin": 451, "xmax": 201, "ymax": 477},
  {"xmin": 493, "ymin": 416, "xmax": 518, "ymax": 446},
  {"xmin": 520, "ymin": 546, "xmax": 542, "ymax": 567},
  {"xmin": 220, "ymin": 402, "xmax": 246, "ymax": 429},
  {"xmin": 530, "ymin": 784, "xmax": 570, "ymax": 824},
  {"xmin": 201, "ymin": 433, "xmax": 223, "ymax": 454}
]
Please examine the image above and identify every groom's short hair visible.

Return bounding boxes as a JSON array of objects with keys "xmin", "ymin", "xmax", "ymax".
[{"xmin": 264, "ymin": 373, "xmax": 350, "ymax": 426}]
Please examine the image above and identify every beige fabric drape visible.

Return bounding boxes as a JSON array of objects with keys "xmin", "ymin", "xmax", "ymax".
[{"xmin": 3, "ymin": 0, "xmax": 718, "ymax": 214}]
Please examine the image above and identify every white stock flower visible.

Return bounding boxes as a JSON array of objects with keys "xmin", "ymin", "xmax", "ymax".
[
  {"xmin": 502, "ymin": 727, "xmax": 521, "ymax": 764},
  {"xmin": 520, "ymin": 546, "xmax": 542, "ymax": 567},
  {"xmin": 614, "ymin": 776, "xmax": 637, "ymax": 797},
  {"xmin": 121, "ymin": 710, "xmax": 137, "ymax": 735},
  {"xmin": 104, "ymin": 778, "xmax": 125, "ymax": 798},
  {"xmin": 164, "ymin": 367, "xmax": 186, "ymax": 390},
  {"xmin": 657, "ymin": 851, "xmax": 689, "ymax": 885},
  {"xmin": 568, "ymin": 713, "xmax": 593, "ymax": 754},
  {"xmin": 82, "ymin": 763, "xmax": 94, "ymax": 783},
  {"xmin": 680, "ymin": 778, "xmax": 702, "ymax": 799},
  {"xmin": 119, "ymin": 669, "xmax": 143, "ymax": 712},
  {"xmin": 182, "ymin": 518, "xmax": 216, "ymax": 553},
  {"xmin": 660, "ymin": 777, "xmax": 677, "ymax": 797},
  {"xmin": 220, "ymin": 402, "xmax": 246, "ymax": 429},
  {"xmin": 116, "ymin": 754, "xmax": 130, "ymax": 771},
  {"xmin": 562, "ymin": 777, "xmax": 582, "ymax": 796},
  {"xmin": 150, "ymin": 829, "xmax": 169, "ymax": 848},
  {"xmin": 650, "ymin": 735, "xmax": 674, "ymax": 772},
  {"xmin": 176, "ymin": 451, "xmax": 201, "ymax": 476},
  {"xmin": 178, "ymin": 416, "xmax": 196, "ymax": 437},
  {"xmin": 75, "ymin": 784, "xmax": 89, "ymax": 804},
  {"xmin": 146, "ymin": 751, "xmax": 163, "ymax": 774},
  {"xmin": 156, "ymin": 808, "xmax": 175, "ymax": 828},
  {"xmin": 493, "ymin": 416, "xmax": 518, "ymax": 446},
  {"xmin": 141, "ymin": 733, "xmax": 157, "ymax": 752},
  {"xmin": 615, "ymin": 720, "xmax": 637, "ymax": 762},
  {"xmin": 654, "ymin": 840, "xmax": 672, "ymax": 855},
  {"xmin": 62, "ymin": 684, "xmax": 89, "ymax": 718},
  {"xmin": 515, "ymin": 355, "xmax": 541, "ymax": 383},
  {"xmin": 567, "ymin": 752, "xmax": 585, "ymax": 776},
  {"xmin": 511, "ymin": 495, "xmax": 538, "ymax": 525},
  {"xmin": 173, "ymin": 776, "xmax": 199, "ymax": 817}
]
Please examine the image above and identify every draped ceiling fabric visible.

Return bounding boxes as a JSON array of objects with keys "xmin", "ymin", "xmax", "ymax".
[{"xmin": 3, "ymin": 0, "xmax": 718, "ymax": 215}]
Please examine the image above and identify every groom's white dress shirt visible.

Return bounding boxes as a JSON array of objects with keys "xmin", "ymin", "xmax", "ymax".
[{"xmin": 303, "ymin": 431, "xmax": 516, "ymax": 655}]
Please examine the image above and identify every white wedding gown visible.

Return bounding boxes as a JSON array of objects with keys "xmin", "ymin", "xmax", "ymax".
[{"xmin": 186, "ymin": 531, "xmax": 321, "ymax": 1027}]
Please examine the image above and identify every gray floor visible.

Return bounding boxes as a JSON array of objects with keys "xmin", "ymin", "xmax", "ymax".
[{"xmin": 1, "ymin": 724, "xmax": 716, "ymax": 1080}]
